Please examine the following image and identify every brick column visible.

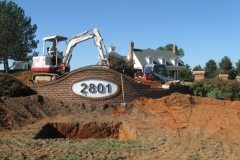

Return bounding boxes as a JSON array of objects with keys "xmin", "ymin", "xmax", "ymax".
[
  {"xmin": 236, "ymin": 76, "xmax": 240, "ymax": 82},
  {"xmin": 193, "ymin": 71, "xmax": 206, "ymax": 81},
  {"xmin": 219, "ymin": 74, "xmax": 229, "ymax": 80}
]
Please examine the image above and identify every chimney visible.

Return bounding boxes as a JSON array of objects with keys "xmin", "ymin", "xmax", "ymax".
[
  {"xmin": 172, "ymin": 44, "xmax": 178, "ymax": 54},
  {"xmin": 129, "ymin": 41, "xmax": 134, "ymax": 61}
]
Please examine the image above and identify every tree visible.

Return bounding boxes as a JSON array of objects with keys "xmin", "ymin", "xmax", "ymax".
[
  {"xmin": 235, "ymin": 59, "xmax": 240, "ymax": 76},
  {"xmin": 157, "ymin": 43, "xmax": 184, "ymax": 58},
  {"xmin": 218, "ymin": 56, "xmax": 236, "ymax": 79},
  {"xmin": 178, "ymin": 64, "xmax": 194, "ymax": 82},
  {"xmin": 0, "ymin": 0, "xmax": 39, "ymax": 73},
  {"xmin": 107, "ymin": 53, "xmax": 135, "ymax": 77},
  {"xmin": 204, "ymin": 59, "xmax": 218, "ymax": 78},
  {"xmin": 193, "ymin": 64, "xmax": 203, "ymax": 71}
]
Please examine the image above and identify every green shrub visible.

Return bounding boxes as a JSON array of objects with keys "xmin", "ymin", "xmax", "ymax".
[{"xmin": 190, "ymin": 78, "xmax": 240, "ymax": 100}]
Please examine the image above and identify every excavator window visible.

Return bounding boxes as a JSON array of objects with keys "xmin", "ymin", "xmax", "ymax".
[
  {"xmin": 47, "ymin": 47, "xmax": 50, "ymax": 54},
  {"xmin": 154, "ymin": 65, "xmax": 165, "ymax": 76},
  {"xmin": 144, "ymin": 67, "xmax": 152, "ymax": 74}
]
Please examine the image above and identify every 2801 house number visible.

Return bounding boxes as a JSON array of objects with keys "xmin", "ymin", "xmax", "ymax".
[
  {"xmin": 72, "ymin": 79, "xmax": 118, "ymax": 98},
  {"xmin": 80, "ymin": 83, "xmax": 110, "ymax": 94}
]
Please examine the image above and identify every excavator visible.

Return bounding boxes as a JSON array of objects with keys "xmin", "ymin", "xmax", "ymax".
[
  {"xmin": 134, "ymin": 64, "xmax": 186, "ymax": 89},
  {"xmin": 143, "ymin": 64, "xmax": 170, "ymax": 82},
  {"xmin": 134, "ymin": 64, "xmax": 170, "ymax": 83},
  {"xmin": 31, "ymin": 28, "xmax": 109, "ymax": 82}
]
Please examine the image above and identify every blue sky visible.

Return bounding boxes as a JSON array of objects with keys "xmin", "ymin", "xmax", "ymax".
[{"xmin": 2, "ymin": 0, "xmax": 240, "ymax": 71}]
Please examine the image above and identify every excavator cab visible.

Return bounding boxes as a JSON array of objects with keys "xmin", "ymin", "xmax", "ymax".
[
  {"xmin": 31, "ymin": 35, "xmax": 68, "ymax": 82},
  {"xmin": 143, "ymin": 64, "xmax": 170, "ymax": 83},
  {"xmin": 43, "ymin": 36, "xmax": 68, "ymax": 65}
]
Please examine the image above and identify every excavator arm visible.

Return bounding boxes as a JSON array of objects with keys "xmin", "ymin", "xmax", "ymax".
[
  {"xmin": 62, "ymin": 28, "xmax": 109, "ymax": 68},
  {"xmin": 31, "ymin": 27, "xmax": 109, "ymax": 83}
]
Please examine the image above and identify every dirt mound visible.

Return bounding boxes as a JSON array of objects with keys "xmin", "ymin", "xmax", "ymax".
[
  {"xmin": 1, "ymin": 92, "xmax": 240, "ymax": 159},
  {"xmin": 1, "ymin": 72, "xmax": 240, "ymax": 159},
  {"xmin": 143, "ymin": 80, "xmax": 162, "ymax": 88},
  {"xmin": 129, "ymin": 77, "xmax": 163, "ymax": 88},
  {"xmin": 0, "ymin": 73, "xmax": 36, "ymax": 97},
  {"xmin": 13, "ymin": 70, "xmax": 35, "ymax": 83},
  {"xmin": 0, "ymin": 95, "xmax": 117, "ymax": 130}
]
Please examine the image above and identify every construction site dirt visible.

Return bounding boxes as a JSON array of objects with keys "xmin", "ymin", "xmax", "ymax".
[{"xmin": 1, "ymin": 72, "xmax": 240, "ymax": 159}]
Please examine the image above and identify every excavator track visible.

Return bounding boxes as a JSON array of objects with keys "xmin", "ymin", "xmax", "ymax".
[{"xmin": 32, "ymin": 73, "xmax": 60, "ymax": 83}]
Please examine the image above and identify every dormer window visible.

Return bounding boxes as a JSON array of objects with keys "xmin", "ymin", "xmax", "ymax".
[
  {"xmin": 145, "ymin": 56, "xmax": 154, "ymax": 64},
  {"xmin": 171, "ymin": 58, "xmax": 178, "ymax": 66},
  {"xmin": 158, "ymin": 57, "xmax": 166, "ymax": 65},
  {"xmin": 175, "ymin": 59, "xmax": 178, "ymax": 66}
]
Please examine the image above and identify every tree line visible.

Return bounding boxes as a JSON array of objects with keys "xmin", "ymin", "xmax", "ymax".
[
  {"xmin": 157, "ymin": 44, "xmax": 240, "ymax": 81},
  {"xmin": 180, "ymin": 56, "xmax": 239, "ymax": 81}
]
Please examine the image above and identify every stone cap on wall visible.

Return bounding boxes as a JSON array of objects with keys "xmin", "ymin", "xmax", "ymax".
[
  {"xmin": 193, "ymin": 71, "xmax": 206, "ymax": 75},
  {"xmin": 219, "ymin": 74, "xmax": 229, "ymax": 79}
]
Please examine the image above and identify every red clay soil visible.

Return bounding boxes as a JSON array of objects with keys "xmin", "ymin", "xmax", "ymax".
[
  {"xmin": 129, "ymin": 77, "xmax": 163, "ymax": 88},
  {"xmin": 1, "ymin": 72, "xmax": 240, "ymax": 159}
]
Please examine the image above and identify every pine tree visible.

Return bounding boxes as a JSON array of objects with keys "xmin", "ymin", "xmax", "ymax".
[
  {"xmin": 0, "ymin": 0, "xmax": 39, "ymax": 73},
  {"xmin": 204, "ymin": 59, "xmax": 218, "ymax": 78}
]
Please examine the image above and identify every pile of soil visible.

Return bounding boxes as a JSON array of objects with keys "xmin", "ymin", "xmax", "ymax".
[
  {"xmin": 130, "ymin": 77, "xmax": 163, "ymax": 88},
  {"xmin": 0, "ymin": 73, "xmax": 36, "ymax": 97},
  {"xmin": 13, "ymin": 71, "xmax": 35, "ymax": 83},
  {"xmin": 1, "ymin": 72, "xmax": 240, "ymax": 159}
]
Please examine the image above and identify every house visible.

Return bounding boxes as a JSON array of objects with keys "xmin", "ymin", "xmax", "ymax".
[
  {"xmin": 127, "ymin": 41, "xmax": 186, "ymax": 79},
  {"xmin": 101, "ymin": 42, "xmax": 187, "ymax": 79},
  {"xmin": 12, "ymin": 61, "xmax": 32, "ymax": 70},
  {"xmin": 127, "ymin": 41, "xmax": 185, "ymax": 70}
]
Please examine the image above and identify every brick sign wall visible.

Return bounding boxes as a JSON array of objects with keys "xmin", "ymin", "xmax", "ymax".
[{"xmin": 27, "ymin": 67, "xmax": 189, "ymax": 106}]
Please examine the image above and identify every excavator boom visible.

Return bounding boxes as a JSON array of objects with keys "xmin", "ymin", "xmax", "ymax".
[{"xmin": 62, "ymin": 28, "xmax": 109, "ymax": 68}]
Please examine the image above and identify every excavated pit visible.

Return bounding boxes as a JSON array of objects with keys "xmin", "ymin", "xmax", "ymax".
[{"xmin": 35, "ymin": 122, "xmax": 137, "ymax": 140}]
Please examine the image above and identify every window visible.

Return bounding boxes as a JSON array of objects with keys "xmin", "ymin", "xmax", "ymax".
[
  {"xmin": 148, "ymin": 57, "xmax": 153, "ymax": 64},
  {"xmin": 158, "ymin": 57, "xmax": 166, "ymax": 65},
  {"xmin": 145, "ymin": 57, "xmax": 154, "ymax": 64},
  {"xmin": 171, "ymin": 58, "xmax": 178, "ymax": 66},
  {"xmin": 144, "ymin": 66, "xmax": 152, "ymax": 74},
  {"xmin": 23, "ymin": 63, "xmax": 28, "ymax": 69},
  {"xmin": 174, "ymin": 59, "xmax": 178, "ymax": 66},
  {"xmin": 153, "ymin": 65, "xmax": 165, "ymax": 76},
  {"xmin": 162, "ymin": 58, "xmax": 166, "ymax": 65}
]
